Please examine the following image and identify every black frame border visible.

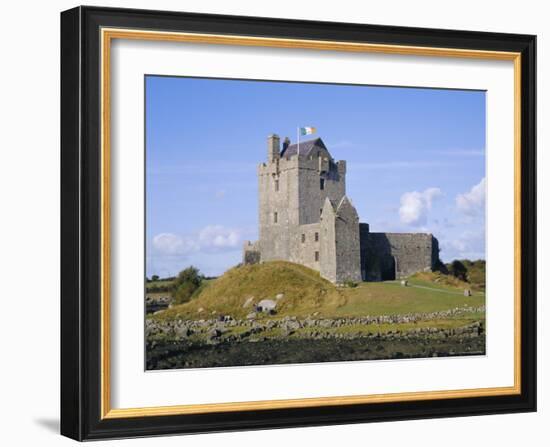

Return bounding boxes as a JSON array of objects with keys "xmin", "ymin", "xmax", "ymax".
[{"xmin": 61, "ymin": 6, "xmax": 536, "ymax": 441}]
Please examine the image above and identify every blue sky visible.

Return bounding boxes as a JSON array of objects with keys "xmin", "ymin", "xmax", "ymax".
[{"xmin": 146, "ymin": 76, "xmax": 486, "ymax": 278}]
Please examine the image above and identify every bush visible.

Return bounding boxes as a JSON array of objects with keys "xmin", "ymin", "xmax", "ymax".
[
  {"xmin": 448, "ymin": 260, "xmax": 468, "ymax": 282},
  {"xmin": 172, "ymin": 266, "xmax": 203, "ymax": 304}
]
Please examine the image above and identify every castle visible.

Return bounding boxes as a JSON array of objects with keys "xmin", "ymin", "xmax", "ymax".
[{"xmin": 243, "ymin": 134, "xmax": 440, "ymax": 284}]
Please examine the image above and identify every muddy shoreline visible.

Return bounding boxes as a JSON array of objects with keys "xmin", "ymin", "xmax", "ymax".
[{"xmin": 146, "ymin": 333, "xmax": 485, "ymax": 370}]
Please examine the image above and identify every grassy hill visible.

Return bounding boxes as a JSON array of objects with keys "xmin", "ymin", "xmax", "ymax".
[
  {"xmin": 156, "ymin": 261, "xmax": 343, "ymax": 320},
  {"xmin": 153, "ymin": 261, "xmax": 485, "ymax": 321}
]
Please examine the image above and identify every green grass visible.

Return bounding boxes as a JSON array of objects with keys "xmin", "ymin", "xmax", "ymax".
[
  {"xmin": 151, "ymin": 261, "xmax": 485, "ymax": 321},
  {"xmin": 156, "ymin": 261, "xmax": 344, "ymax": 320},
  {"xmin": 332, "ymin": 280, "xmax": 484, "ymax": 317}
]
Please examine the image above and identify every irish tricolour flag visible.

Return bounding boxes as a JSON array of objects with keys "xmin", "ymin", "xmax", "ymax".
[{"xmin": 300, "ymin": 126, "xmax": 316, "ymax": 136}]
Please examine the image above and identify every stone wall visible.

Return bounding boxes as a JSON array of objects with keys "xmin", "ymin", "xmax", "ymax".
[
  {"xmin": 360, "ymin": 224, "xmax": 439, "ymax": 280},
  {"xmin": 319, "ymin": 197, "xmax": 361, "ymax": 283},
  {"xmin": 288, "ymin": 223, "xmax": 321, "ymax": 270},
  {"xmin": 296, "ymin": 150, "xmax": 346, "ymax": 225},
  {"xmin": 243, "ymin": 241, "xmax": 261, "ymax": 265},
  {"xmin": 333, "ymin": 197, "xmax": 362, "ymax": 283}
]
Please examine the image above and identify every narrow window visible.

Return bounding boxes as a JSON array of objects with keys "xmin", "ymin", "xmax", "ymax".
[
  {"xmin": 301, "ymin": 234, "xmax": 305, "ymax": 243},
  {"xmin": 315, "ymin": 232, "xmax": 319, "ymax": 242},
  {"xmin": 274, "ymin": 212, "xmax": 278, "ymax": 223},
  {"xmin": 320, "ymin": 208, "xmax": 323, "ymax": 216},
  {"xmin": 320, "ymin": 178, "xmax": 325, "ymax": 190},
  {"xmin": 274, "ymin": 179, "xmax": 279, "ymax": 192},
  {"xmin": 315, "ymin": 251, "xmax": 319, "ymax": 262}
]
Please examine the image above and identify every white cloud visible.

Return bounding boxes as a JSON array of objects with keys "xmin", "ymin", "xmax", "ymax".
[
  {"xmin": 456, "ymin": 177, "xmax": 486, "ymax": 216},
  {"xmin": 399, "ymin": 187, "xmax": 442, "ymax": 226},
  {"xmin": 440, "ymin": 229, "xmax": 486, "ymax": 261},
  {"xmin": 152, "ymin": 225, "xmax": 243, "ymax": 258},
  {"xmin": 152, "ymin": 233, "xmax": 198, "ymax": 256},
  {"xmin": 198, "ymin": 225, "xmax": 241, "ymax": 251}
]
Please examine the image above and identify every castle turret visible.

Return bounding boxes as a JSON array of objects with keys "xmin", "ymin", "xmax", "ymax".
[{"xmin": 267, "ymin": 134, "xmax": 280, "ymax": 162}]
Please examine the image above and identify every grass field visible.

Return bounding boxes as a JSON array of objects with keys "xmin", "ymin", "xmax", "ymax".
[
  {"xmin": 152, "ymin": 261, "xmax": 485, "ymax": 321},
  {"xmin": 333, "ymin": 279, "xmax": 484, "ymax": 317}
]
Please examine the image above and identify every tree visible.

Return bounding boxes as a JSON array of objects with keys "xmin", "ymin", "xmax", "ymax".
[
  {"xmin": 151, "ymin": 274, "xmax": 159, "ymax": 282},
  {"xmin": 172, "ymin": 266, "xmax": 202, "ymax": 304},
  {"xmin": 449, "ymin": 260, "xmax": 468, "ymax": 282}
]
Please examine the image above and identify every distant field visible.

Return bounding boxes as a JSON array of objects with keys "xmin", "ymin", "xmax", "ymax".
[{"xmin": 146, "ymin": 279, "xmax": 173, "ymax": 291}]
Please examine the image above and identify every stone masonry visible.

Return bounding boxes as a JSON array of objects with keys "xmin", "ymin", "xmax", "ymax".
[{"xmin": 243, "ymin": 134, "xmax": 440, "ymax": 283}]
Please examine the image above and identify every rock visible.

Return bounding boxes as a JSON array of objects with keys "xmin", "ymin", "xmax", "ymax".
[
  {"xmin": 401, "ymin": 280, "xmax": 408, "ymax": 287},
  {"xmin": 208, "ymin": 328, "xmax": 222, "ymax": 339},
  {"xmin": 275, "ymin": 293, "xmax": 284, "ymax": 300},
  {"xmin": 282, "ymin": 319, "xmax": 301, "ymax": 332},
  {"xmin": 246, "ymin": 312, "xmax": 257, "ymax": 320},
  {"xmin": 243, "ymin": 297, "xmax": 254, "ymax": 308},
  {"xmin": 257, "ymin": 299, "xmax": 277, "ymax": 313},
  {"xmin": 197, "ymin": 307, "xmax": 204, "ymax": 314},
  {"xmin": 464, "ymin": 289, "xmax": 472, "ymax": 297}
]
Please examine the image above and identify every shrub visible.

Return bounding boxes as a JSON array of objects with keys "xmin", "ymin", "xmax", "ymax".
[
  {"xmin": 448, "ymin": 260, "xmax": 468, "ymax": 282},
  {"xmin": 172, "ymin": 266, "xmax": 203, "ymax": 304}
]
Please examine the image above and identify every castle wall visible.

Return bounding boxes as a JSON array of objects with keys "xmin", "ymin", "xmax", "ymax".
[
  {"xmin": 288, "ymin": 223, "xmax": 321, "ymax": 270},
  {"xmin": 333, "ymin": 198, "xmax": 362, "ymax": 283},
  {"xmin": 258, "ymin": 156, "xmax": 299, "ymax": 261},
  {"xmin": 360, "ymin": 224, "xmax": 438, "ymax": 280},
  {"xmin": 242, "ymin": 240, "xmax": 261, "ymax": 264},
  {"xmin": 319, "ymin": 198, "xmax": 361, "ymax": 283},
  {"xmin": 296, "ymin": 150, "xmax": 346, "ymax": 225},
  {"xmin": 319, "ymin": 202, "xmax": 337, "ymax": 282}
]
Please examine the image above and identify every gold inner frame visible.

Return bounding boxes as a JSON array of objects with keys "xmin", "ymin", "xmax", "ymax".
[{"xmin": 100, "ymin": 27, "xmax": 522, "ymax": 419}]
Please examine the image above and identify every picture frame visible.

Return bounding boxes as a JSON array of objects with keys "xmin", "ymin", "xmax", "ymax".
[{"xmin": 60, "ymin": 5, "xmax": 536, "ymax": 441}]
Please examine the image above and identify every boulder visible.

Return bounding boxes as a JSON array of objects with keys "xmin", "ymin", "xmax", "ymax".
[
  {"xmin": 208, "ymin": 328, "xmax": 222, "ymax": 339},
  {"xmin": 257, "ymin": 299, "xmax": 277, "ymax": 313}
]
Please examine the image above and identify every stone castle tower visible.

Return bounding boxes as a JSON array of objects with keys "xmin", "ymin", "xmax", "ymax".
[{"xmin": 244, "ymin": 134, "xmax": 440, "ymax": 284}]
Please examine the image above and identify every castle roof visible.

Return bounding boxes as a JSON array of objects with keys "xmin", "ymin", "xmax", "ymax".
[{"xmin": 280, "ymin": 137, "xmax": 330, "ymax": 159}]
